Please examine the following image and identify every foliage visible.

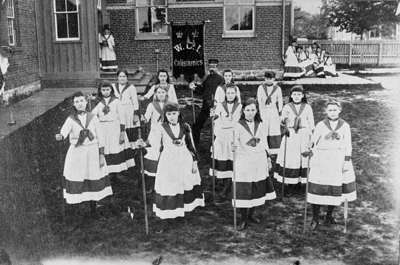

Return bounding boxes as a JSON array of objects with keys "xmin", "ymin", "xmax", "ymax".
[
  {"xmin": 326, "ymin": 0, "xmax": 400, "ymax": 39},
  {"xmin": 294, "ymin": 7, "xmax": 328, "ymax": 40}
]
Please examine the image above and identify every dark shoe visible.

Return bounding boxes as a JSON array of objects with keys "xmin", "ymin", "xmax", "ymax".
[
  {"xmin": 238, "ymin": 221, "xmax": 248, "ymax": 231},
  {"xmin": 248, "ymin": 215, "xmax": 261, "ymax": 224},
  {"xmin": 324, "ymin": 216, "xmax": 337, "ymax": 225},
  {"xmin": 310, "ymin": 219, "xmax": 319, "ymax": 231}
]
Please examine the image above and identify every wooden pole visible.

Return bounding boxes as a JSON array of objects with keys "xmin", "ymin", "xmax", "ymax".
[
  {"xmin": 232, "ymin": 130, "xmax": 237, "ymax": 231},
  {"xmin": 211, "ymin": 103, "xmax": 216, "ymax": 203},
  {"xmin": 303, "ymin": 156, "xmax": 311, "ymax": 234},
  {"xmin": 138, "ymin": 103, "xmax": 149, "ymax": 235},
  {"xmin": 281, "ymin": 135, "xmax": 288, "ymax": 200}
]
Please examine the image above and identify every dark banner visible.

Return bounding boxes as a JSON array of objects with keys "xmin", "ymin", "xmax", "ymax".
[{"xmin": 171, "ymin": 24, "xmax": 205, "ymax": 82}]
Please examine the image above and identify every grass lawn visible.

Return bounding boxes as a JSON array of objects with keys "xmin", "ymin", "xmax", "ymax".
[{"xmin": 0, "ymin": 84, "xmax": 398, "ymax": 265}]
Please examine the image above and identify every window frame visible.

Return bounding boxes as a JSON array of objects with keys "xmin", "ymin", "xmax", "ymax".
[
  {"xmin": 135, "ymin": 0, "xmax": 169, "ymax": 40},
  {"xmin": 6, "ymin": 0, "xmax": 16, "ymax": 46},
  {"xmin": 222, "ymin": 0, "xmax": 255, "ymax": 38},
  {"xmin": 53, "ymin": 0, "xmax": 81, "ymax": 42}
]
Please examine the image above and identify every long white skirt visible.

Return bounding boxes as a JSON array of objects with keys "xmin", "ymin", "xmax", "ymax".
[
  {"xmin": 209, "ymin": 127, "xmax": 234, "ymax": 179},
  {"xmin": 98, "ymin": 120, "xmax": 135, "ymax": 174},
  {"xmin": 234, "ymin": 150, "xmax": 276, "ymax": 208},
  {"xmin": 274, "ymin": 128, "xmax": 312, "ymax": 184},
  {"xmin": 260, "ymin": 106, "xmax": 282, "ymax": 155},
  {"xmin": 307, "ymin": 147, "xmax": 356, "ymax": 206},
  {"xmin": 63, "ymin": 143, "xmax": 113, "ymax": 204},
  {"xmin": 153, "ymin": 145, "xmax": 204, "ymax": 219}
]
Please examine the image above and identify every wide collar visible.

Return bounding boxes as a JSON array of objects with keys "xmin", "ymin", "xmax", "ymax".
[
  {"xmin": 70, "ymin": 112, "xmax": 95, "ymax": 129},
  {"xmin": 239, "ymin": 119, "xmax": 260, "ymax": 137}
]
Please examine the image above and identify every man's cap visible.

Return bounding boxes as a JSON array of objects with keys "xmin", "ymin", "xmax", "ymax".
[{"xmin": 264, "ymin": 71, "xmax": 276, "ymax": 79}]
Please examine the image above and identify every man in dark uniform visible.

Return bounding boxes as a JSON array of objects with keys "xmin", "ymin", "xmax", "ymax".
[{"xmin": 189, "ymin": 59, "xmax": 224, "ymax": 146}]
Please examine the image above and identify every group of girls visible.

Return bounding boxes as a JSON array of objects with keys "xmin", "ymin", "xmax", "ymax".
[
  {"xmin": 56, "ymin": 68, "xmax": 356, "ymax": 232},
  {"xmin": 284, "ymin": 40, "xmax": 337, "ymax": 80}
]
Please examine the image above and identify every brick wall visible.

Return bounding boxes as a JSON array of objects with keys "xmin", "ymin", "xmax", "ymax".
[
  {"xmin": 109, "ymin": 4, "xmax": 291, "ymax": 72},
  {"xmin": 2, "ymin": 0, "xmax": 40, "ymax": 91}
]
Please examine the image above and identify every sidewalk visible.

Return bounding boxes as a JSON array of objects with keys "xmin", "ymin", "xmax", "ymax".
[{"xmin": 0, "ymin": 87, "xmax": 96, "ymax": 139}]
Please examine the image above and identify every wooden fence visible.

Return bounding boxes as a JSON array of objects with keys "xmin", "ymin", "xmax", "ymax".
[{"xmin": 298, "ymin": 41, "xmax": 400, "ymax": 66}]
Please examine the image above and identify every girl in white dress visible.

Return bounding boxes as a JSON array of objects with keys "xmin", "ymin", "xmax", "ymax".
[
  {"xmin": 92, "ymin": 81, "xmax": 135, "ymax": 175},
  {"xmin": 257, "ymin": 71, "xmax": 283, "ymax": 156},
  {"xmin": 275, "ymin": 85, "xmax": 314, "ymax": 193},
  {"xmin": 143, "ymin": 86, "xmax": 169, "ymax": 194},
  {"xmin": 307, "ymin": 100, "xmax": 356, "ymax": 230},
  {"xmin": 148, "ymin": 103, "xmax": 204, "ymax": 225},
  {"xmin": 283, "ymin": 40, "xmax": 306, "ymax": 80},
  {"xmin": 233, "ymin": 98, "xmax": 276, "ymax": 230},
  {"xmin": 56, "ymin": 92, "xmax": 113, "ymax": 215},
  {"xmin": 140, "ymin": 70, "xmax": 178, "ymax": 103},
  {"xmin": 210, "ymin": 84, "xmax": 242, "ymax": 202},
  {"xmin": 214, "ymin": 69, "xmax": 241, "ymax": 104},
  {"xmin": 112, "ymin": 70, "xmax": 140, "ymax": 147},
  {"xmin": 99, "ymin": 25, "xmax": 117, "ymax": 72}
]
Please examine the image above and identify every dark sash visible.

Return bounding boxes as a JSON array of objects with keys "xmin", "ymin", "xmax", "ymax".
[{"xmin": 239, "ymin": 120, "xmax": 261, "ymax": 147}]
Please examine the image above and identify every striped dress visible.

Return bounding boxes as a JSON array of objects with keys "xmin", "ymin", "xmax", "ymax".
[
  {"xmin": 209, "ymin": 101, "xmax": 242, "ymax": 179},
  {"xmin": 233, "ymin": 120, "xmax": 276, "ymax": 208},
  {"xmin": 257, "ymin": 84, "xmax": 283, "ymax": 155},
  {"xmin": 283, "ymin": 46, "xmax": 306, "ymax": 79},
  {"xmin": 92, "ymin": 96, "xmax": 135, "ymax": 174},
  {"xmin": 99, "ymin": 34, "xmax": 117, "ymax": 71},
  {"xmin": 149, "ymin": 123, "xmax": 204, "ymax": 219},
  {"xmin": 60, "ymin": 113, "xmax": 113, "ymax": 204},
  {"xmin": 307, "ymin": 119, "xmax": 356, "ymax": 205},
  {"xmin": 143, "ymin": 101, "xmax": 165, "ymax": 178},
  {"xmin": 274, "ymin": 102, "xmax": 314, "ymax": 185},
  {"xmin": 112, "ymin": 83, "xmax": 140, "ymax": 144}
]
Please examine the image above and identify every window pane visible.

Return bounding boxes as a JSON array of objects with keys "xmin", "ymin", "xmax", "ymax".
[
  {"xmin": 7, "ymin": 0, "xmax": 14, "ymax": 18},
  {"xmin": 138, "ymin": 7, "xmax": 152, "ymax": 33},
  {"xmin": 68, "ymin": 13, "xmax": 79, "ymax": 38},
  {"xmin": 56, "ymin": 13, "xmax": 68, "ymax": 38},
  {"xmin": 239, "ymin": 0, "xmax": 254, "ymax": 4},
  {"xmin": 225, "ymin": 6, "xmax": 239, "ymax": 31},
  {"xmin": 7, "ymin": 19, "xmax": 14, "ymax": 45},
  {"xmin": 67, "ymin": 0, "xmax": 77, "ymax": 11},
  {"xmin": 137, "ymin": 0, "xmax": 151, "ymax": 7},
  {"xmin": 151, "ymin": 7, "xmax": 167, "ymax": 33},
  {"xmin": 152, "ymin": 0, "xmax": 166, "ymax": 6},
  {"xmin": 239, "ymin": 6, "xmax": 253, "ymax": 30},
  {"xmin": 55, "ymin": 0, "xmax": 66, "ymax": 11}
]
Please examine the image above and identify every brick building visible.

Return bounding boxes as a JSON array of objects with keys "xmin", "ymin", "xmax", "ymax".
[
  {"xmin": 0, "ymin": 0, "xmax": 292, "ymax": 91},
  {"xmin": 105, "ymin": 0, "xmax": 293, "ymax": 73},
  {"xmin": 0, "ymin": 0, "xmax": 40, "ymax": 98}
]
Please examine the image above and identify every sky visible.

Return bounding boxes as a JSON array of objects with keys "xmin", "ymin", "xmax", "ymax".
[{"xmin": 293, "ymin": 0, "xmax": 322, "ymax": 14}]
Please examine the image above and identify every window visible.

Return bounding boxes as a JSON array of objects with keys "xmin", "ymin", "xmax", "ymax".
[
  {"xmin": 54, "ymin": 0, "xmax": 80, "ymax": 41},
  {"xmin": 223, "ymin": 0, "xmax": 255, "ymax": 38},
  {"xmin": 136, "ymin": 0, "xmax": 168, "ymax": 38},
  {"xmin": 7, "ymin": 0, "xmax": 15, "ymax": 46}
]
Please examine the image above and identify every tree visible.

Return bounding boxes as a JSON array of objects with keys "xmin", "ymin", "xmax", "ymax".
[
  {"xmin": 293, "ymin": 7, "xmax": 328, "ymax": 40},
  {"xmin": 326, "ymin": 0, "xmax": 400, "ymax": 39}
]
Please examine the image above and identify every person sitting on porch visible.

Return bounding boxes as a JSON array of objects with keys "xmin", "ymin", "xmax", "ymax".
[
  {"xmin": 283, "ymin": 39, "xmax": 305, "ymax": 80},
  {"xmin": 99, "ymin": 24, "xmax": 118, "ymax": 72},
  {"xmin": 297, "ymin": 46, "xmax": 314, "ymax": 77},
  {"xmin": 323, "ymin": 51, "xmax": 338, "ymax": 77}
]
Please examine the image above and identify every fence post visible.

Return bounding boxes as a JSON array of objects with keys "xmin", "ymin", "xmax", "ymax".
[
  {"xmin": 348, "ymin": 42, "xmax": 352, "ymax": 66},
  {"xmin": 377, "ymin": 42, "xmax": 383, "ymax": 66}
]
